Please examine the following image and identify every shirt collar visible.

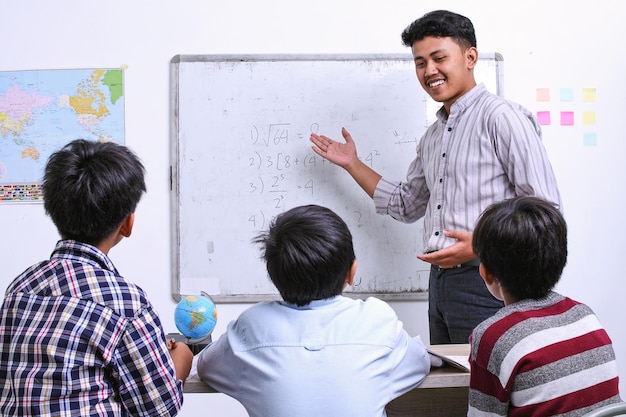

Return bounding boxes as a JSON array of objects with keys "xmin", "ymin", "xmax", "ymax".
[
  {"xmin": 51, "ymin": 239, "xmax": 119, "ymax": 274},
  {"xmin": 281, "ymin": 295, "xmax": 344, "ymax": 310},
  {"xmin": 436, "ymin": 83, "xmax": 487, "ymax": 123}
]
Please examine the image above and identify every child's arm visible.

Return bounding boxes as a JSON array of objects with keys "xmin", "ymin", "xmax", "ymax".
[{"xmin": 168, "ymin": 339, "xmax": 194, "ymax": 382}]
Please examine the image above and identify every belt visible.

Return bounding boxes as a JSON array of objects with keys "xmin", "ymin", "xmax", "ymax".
[{"xmin": 434, "ymin": 258, "xmax": 481, "ymax": 270}]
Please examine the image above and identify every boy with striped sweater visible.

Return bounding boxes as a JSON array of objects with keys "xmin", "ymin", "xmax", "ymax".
[{"xmin": 468, "ymin": 196, "xmax": 621, "ymax": 416}]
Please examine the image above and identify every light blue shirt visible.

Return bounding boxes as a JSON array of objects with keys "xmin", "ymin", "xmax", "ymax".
[
  {"xmin": 197, "ymin": 295, "xmax": 430, "ymax": 417},
  {"xmin": 374, "ymin": 83, "xmax": 562, "ymax": 253}
]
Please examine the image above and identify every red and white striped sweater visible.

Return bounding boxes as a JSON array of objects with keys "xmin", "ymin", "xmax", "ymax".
[{"xmin": 468, "ymin": 291, "xmax": 621, "ymax": 416}]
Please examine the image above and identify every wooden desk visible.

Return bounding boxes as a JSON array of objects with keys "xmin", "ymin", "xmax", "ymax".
[
  {"xmin": 184, "ymin": 344, "xmax": 470, "ymax": 417},
  {"xmin": 386, "ymin": 344, "xmax": 470, "ymax": 417}
]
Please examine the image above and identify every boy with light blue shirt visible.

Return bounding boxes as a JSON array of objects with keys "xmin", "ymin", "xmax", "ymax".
[{"xmin": 197, "ymin": 204, "xmax": 430, "ymax": 417}]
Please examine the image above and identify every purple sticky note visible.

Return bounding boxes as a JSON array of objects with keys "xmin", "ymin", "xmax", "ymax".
[
  {"xmin": 560, "ymin": 111, "xmax": 575, "ymax": 126},
  {"xmin": 537, "ymin": 111, "xmax": 551, "ymax": 125}
]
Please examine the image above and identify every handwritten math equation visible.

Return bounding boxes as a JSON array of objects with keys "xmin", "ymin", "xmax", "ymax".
[
  {"xmin": 246, "ymin": 123, "xmax": 381, "ymax": 198},
  {"xmin": 244, "ymin": 122, "xmax": 387, "ymax": 229}
]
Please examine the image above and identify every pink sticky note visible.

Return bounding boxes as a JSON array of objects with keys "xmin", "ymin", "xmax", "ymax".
[
  {"xmin": 536, "ymin": 111, "xmax": 551, "ymax": 125},
  {"xmin": 560, "ymin": 111, "xmax": 575, "ymax": 126}
]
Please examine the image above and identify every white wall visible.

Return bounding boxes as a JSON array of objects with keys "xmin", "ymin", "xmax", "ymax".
[{"xmin": 1, "ymin": 1, "xmax": 625, "ymax": 416}]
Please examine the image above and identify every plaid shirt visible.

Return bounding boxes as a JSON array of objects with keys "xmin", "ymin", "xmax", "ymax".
[{"xmin": 0, "ymin": 240, "xmax": 183, "ymax": 416}]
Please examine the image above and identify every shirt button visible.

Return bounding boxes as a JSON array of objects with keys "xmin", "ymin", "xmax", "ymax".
[
  {"xmin": 437, "ymin": 205, "xmax": 441, "ymax": 209},
  {"xmin": 434, "ymin": 231, "xmax": 440, "ymax": 236},
  {"xmin": 448, "ymin": 127, "xmax": 452, "ymax": 132},
  {"xmin": 439, "ymin": 178, "xmax": 443, "ymax": 183},
  {"xmin": 442, "ymin": 153, "xmax": 446, "ymax": 158},
  {"xmin": 305, "ymin": 345, "xmax": 324, "ymax": 351}
]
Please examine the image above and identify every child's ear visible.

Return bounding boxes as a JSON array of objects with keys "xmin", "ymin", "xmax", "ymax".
[
  {"xmin": 119, "ymin": 213, "xmax": 135, "ymax": 238},
  {"xmin": 344, "ymin": 260, "xmax": 357, "ymax": 287},
  {"xmin": 479, "ymin": 262, "xmax": 496, "ymax": 285}
]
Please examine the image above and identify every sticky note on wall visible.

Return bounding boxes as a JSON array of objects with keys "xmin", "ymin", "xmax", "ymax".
[
  {"xmin": 582, "ymin": 111, "xmax": 596, "ymax": 125},
  {"xmin": 583, "ymin": 132, "xmax": 597, "ymax": 146},
  {"xmin": 536, "ymin": 88, "xmax": 550, "ymax": 102},
  {"xmin": 583, "ymin": 88, "xmax": 597, "ymax": 102},
  {"xmin": 560, "ymin": 111, "xmax": 575, "ymax": 126},
  {"xmin": 536, "ymin": 111, "xmax": 551, "ymax": 125},
  {"xmin": 560, "ymin": 88, "xmax": 574, "ymax": 102}
]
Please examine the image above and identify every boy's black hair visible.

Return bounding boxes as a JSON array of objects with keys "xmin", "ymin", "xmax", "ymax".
[
  {"xmin": 42, "ymin": 139, "xmax": 146, "ymax": 246},
  {"xmin": 253, "ymin": 205, "xmax": 355, "ymax": 306},
  {"xmin": 472, "ymin": 196, "xmax": 567, "ymax": 300}
]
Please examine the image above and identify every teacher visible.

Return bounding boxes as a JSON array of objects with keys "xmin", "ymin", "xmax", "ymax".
[{"xmin": 310, "ymin": 9, "xmax": 561, "ymax": 344}]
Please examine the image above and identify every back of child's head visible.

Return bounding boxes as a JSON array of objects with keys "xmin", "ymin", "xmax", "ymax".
[
  {"xmin": 42, "ymin": 139, "xmax": 146, "ymax": 246},
  {"xmin": 472, "ymin": 196, "xmax": 567, "ymax": 300},
  {"xmin": 401, "ymin": 10, "xmax": 477, "ymax": 49},
  {"xmin": 253, "ymin": 204, "xmax": 355, "ymax": 306}
]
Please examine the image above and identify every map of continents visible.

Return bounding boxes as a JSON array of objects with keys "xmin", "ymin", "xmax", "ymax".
[{"xmin": 0, "ymin": 69, "xmax": 124, "ymax": 201}]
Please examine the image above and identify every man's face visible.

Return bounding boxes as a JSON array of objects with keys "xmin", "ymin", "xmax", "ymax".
[{"xmin": 411, "ymin": 36, "xmax": 477, "ymax": 113}]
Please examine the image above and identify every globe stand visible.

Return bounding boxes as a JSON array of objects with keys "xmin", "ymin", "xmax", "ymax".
[{"xmin": 167, "ymin": 332, "xmax": 212, "ymax": 355}]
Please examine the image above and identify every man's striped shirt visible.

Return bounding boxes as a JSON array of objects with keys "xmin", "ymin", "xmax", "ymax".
[{"xmin": 374, "ymin": 83, "xmax": 561, "ymax": 252}]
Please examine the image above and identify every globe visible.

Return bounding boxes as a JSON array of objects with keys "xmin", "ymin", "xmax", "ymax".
[{"xmin": 174, "ymin": 294, "xmax": 217, "ymax": 341}]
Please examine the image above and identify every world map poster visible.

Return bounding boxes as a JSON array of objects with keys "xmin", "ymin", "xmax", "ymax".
[{"xmin": 0, "ymin": 68, "xmax": 125, "ymax": 202}]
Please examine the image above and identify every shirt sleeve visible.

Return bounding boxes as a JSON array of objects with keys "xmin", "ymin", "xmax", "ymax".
[
  {"xmin": 115, "ymin": 305, "xmax": 184, "ymax": 417},
  {"xmin": 469, "ymin": 326, "xmax": 509, "ymax": 417},
  {"xmin": 373, "ymin": 143, "xmax": 430, "ymax": 223},
  {"xmin": 468, "ymin": 359, "xmax": 510, "ymax": 417},
  {"xmin": 492, "ymin": 103, "xmax": 562, "ymax": 211},
  {"xmin": 384, "ymin": 329, "xmax": 431, "ymax": 400},
  {"xmin": 196, "ymin": 320, "xmax": 245, "ymax": 396}
]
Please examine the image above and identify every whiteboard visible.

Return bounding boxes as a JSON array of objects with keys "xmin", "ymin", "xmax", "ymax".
[{"xmin": 170, "ymin": 53, "xmax": 503, "ymax": 302}]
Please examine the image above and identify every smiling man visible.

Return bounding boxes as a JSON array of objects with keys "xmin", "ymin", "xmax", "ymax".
[{"xmin": 310, "ymin": 10, "xmax": 562, "ymax": 344}]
